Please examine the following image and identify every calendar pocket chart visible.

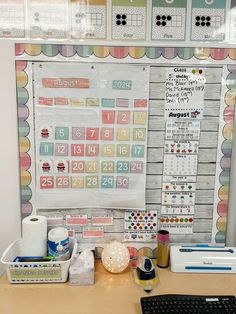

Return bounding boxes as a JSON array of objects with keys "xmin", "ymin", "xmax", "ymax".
[{"xmin": 33, "ymin": 62, "xmax": 150, "ymax": 209}]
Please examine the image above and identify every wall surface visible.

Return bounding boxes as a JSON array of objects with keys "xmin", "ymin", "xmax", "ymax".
[{"xmin": 0, "ymin": 41, "xmax": 21, "ymax": 275}]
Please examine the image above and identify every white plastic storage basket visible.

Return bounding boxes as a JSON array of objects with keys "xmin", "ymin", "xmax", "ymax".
[{"xmin": 1, "ymin": 239, "xmax": 77, "ymax": 283}]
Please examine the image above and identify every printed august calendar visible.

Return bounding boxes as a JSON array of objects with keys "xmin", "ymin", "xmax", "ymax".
[{"xmin": 33, "ymin": 62, "xmax": 150, "ymax": 209}]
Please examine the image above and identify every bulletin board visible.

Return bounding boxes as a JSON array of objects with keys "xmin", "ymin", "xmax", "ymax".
[{"xmin": 15, "ymin": 43, "xmax": 235, "ymax": 257}]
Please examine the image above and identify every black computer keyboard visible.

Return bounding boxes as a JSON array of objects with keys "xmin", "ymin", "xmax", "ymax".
[{"xmin": 140, "ymin": 294, "xmax": 236, "ymax": 313}]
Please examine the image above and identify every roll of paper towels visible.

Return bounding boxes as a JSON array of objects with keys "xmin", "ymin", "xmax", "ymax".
[{"xmin": 22, "ymin": 215, "xmax": 47, "ymax": 256}]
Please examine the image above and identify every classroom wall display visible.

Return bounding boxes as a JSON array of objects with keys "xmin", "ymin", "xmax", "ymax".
[
  {"xmin": 15, "ymin": 44, "xmax": 235, "ymax": 255},
  {"xmin": 2, "ymin": 0, "xmax": 236, "ymax": 43}
]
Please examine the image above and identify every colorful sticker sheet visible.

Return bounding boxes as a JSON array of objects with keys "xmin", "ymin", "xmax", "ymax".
[
  {"xmin": 160, "ymin": 66, "xmax": 205, "ymax": 234},
  {"xmin": 124, "ymin": 210, "xmax": 158, "ymax": 242},
  {"xmin": 33, "ymin": 62, "xmax": 150, "ymax": 209}
]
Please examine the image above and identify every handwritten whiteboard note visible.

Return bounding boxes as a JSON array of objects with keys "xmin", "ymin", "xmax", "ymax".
[{"xmin": 165, "ymin": 67, "xmax": 206, "ymax": 120}]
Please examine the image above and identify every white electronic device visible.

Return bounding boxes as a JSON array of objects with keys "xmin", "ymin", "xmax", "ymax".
[{"xmin": 170, "ymin": 245, "xmax": 236, "ymax": 273}]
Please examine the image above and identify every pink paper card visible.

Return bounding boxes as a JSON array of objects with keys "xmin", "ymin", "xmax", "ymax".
[
  {"xmin": 66, "ymin": 214, "xmax": 88, "ymax": 226},
  {"xmin": 83, "ymin": 227, "xmax": 104, "ymax": 238}
]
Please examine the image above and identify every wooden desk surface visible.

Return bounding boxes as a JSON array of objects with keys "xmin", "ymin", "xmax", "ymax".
[{"xmin": 1, "ymin": 260, "xmax": 236, "ymax": 314}]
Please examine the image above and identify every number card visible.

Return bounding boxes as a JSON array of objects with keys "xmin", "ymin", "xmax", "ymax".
[
  {"xmin": 152, "ymin": 0, "xmax": 187, "ymax": 41},
  {"xmin": 40, "ymin": 176, "xmax": 54, "ymax": 189},
  {"xmin": 71, "ymin": 0, "xmax": 106, "ymax": 39},
  {"xmin": 34, "ymin": 63, "xmax": 149, "ymax": 209},
  {"xmin": 71, "ymin": 176, "xmax": 84, "ymax": 188},
  {"xmin": 0, "ymin": 0, "xmax": 25, "ymax": 38},
  {"xmin": 28, "ymin": 0, "xmax": 68, "ymax": 39},
  {"xmin": 191, "ymin": 0, "xmax": 226, "ymax": 41},
  {"xmin": 111, "ymin": 0, "xmax": 147, "ymax": 40}
]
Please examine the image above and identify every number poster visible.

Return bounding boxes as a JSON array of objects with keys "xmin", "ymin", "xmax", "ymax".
[{"xmin": 34, "ymin": 62, "xmax": 149, "ymax": 209}]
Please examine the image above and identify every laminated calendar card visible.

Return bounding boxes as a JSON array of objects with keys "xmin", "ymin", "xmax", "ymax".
[
  {"xmin": 71, "ymin": 0, "xmax": 106, "ymax": 39},
  {"xmin": 33, "ymin": 62, "xmax": 150, "ymax": 209},
  {"xmin": 0, "ymin": 0, "xmax": 25, "ymax": 38},
  {"xmin": 28, "ymin": 0, "xmax": 68, "ymax": 39}
]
